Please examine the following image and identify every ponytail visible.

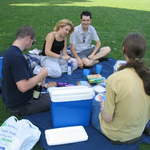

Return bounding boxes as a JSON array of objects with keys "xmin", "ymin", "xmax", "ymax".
[
  {"xmin": 120, "ymin": 33, "xmax": 150, "ymax": 95},
  {"xmin": 119, "ymin": 59, "xmax": 150, "ymax": 95}
]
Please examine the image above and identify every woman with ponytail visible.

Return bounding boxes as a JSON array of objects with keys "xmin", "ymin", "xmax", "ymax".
[{"xmin": 99, "ymin": 33, "xmax": 150, "ymax": 143}]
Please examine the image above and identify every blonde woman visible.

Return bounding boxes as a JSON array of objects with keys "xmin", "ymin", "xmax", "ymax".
[{"xmin": 39, "ymin": 19, "xmax": 78, "ymax": 77}]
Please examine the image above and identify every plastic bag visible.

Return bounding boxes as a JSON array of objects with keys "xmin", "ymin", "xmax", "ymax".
[
  {"xmin": 113, "ymin": 60, "xmax": 126, "ymax": 72},
  {"xmin": 0, "ymin": 116, "xmax": 41, "ymax": 150}
]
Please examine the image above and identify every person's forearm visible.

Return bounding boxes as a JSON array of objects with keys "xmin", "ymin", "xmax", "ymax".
[
  {"xmin": 45, "ymin": 50, "xmax": 61, "ymax": 58},
  {"xmin": 27, "ymin": 73, "xmax": 46, "ymax": 89},
  {"xmin": 100, "ymin": 100, "xmax": 113, "ymax": 123},
  {"xmin": 63, "ymin": 48, "xmax": 68, "ymax": 56},
  {"xmin": 91, "ymin": 48, "xmax": 99, "ymax": 56},
  {"xmin": 91, "ymin": 42, "xmax": 101, "ymax": 55},
  {"xmin": 17, "ymin": 73, "xmax": 46, "ymax": 93},
  {"xmin": 74, "ymin": 53, "xmax": 80, "ymax": 59},
  {"xmin": 71, "ymin": 48, "xmax": 80, "ymax": 59},
  {"xmin": 63, "ymin": 40, "xmax": 67, "ymax": 55}
]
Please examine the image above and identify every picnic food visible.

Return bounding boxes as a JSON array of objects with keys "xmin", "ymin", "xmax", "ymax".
[{"xmin": 87, "ymin": 74, "xmax": 105, "ymax": 83}]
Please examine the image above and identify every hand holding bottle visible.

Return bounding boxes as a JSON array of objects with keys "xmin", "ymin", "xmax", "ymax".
[{"xmin": 39, "ymin": 67, "xmax": 48, "ymax": 78}]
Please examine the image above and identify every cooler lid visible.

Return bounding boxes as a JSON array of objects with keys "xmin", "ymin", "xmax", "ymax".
[
  {"xmin": 45, "ymin": 126, "xmax": 88, "ymax": 145},
  {"xmin": 48, "ymin": 86, "xmax": 95, "ymax": 102}
]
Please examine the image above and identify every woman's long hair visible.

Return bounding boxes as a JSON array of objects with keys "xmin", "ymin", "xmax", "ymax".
[
  {"xmin": 119, "ymin": 33, "xmax": 150, "ymax": 95},
  {"xmin": 53, "ymin": 19, "xmax": 74, "ymax": 35}
]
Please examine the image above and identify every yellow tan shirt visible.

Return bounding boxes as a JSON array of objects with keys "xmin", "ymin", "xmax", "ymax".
[{"xmin": 100, "ymin": 68, "xmax": 150, "ymax": 142}]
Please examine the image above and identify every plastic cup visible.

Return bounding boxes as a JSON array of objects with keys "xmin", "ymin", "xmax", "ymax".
[
  {"xmin": 95, "ymin": 64, "xmax": 102, "ymax": 74},
  {"xmin": 83, "ymin": 69, "xmax": 90, "ymax": 77}
]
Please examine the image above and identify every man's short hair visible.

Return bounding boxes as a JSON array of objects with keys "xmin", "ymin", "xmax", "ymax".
[
  {"xmin": 80, "ymin": 11, "xmax": 92, "ymax": 19},
  {"xmin": 16, "ymin": 26, "xmax": 35, "ymax": 40}
]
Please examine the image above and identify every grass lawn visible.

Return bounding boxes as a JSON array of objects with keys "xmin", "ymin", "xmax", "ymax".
[{"xmin": 0, "ymin": 0, "xmax": 150, "ymax": 149}]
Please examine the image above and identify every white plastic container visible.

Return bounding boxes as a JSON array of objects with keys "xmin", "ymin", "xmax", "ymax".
[{"xmin": 45, "ymin": 126, "xmax": 88, "ymax": 145}]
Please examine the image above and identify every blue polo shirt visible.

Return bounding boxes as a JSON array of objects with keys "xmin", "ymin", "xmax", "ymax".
[{"xmin": 2, "ymin": 46, "xmax": 34, "ymax": 108}]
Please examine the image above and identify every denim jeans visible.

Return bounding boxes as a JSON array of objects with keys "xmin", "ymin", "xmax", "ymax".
[{"xmin": 91, "ymin": 99, "xmax": 101, "ymax": 132}]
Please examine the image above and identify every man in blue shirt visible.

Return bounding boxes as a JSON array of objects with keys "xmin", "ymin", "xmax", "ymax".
[{"xmin": 2, "ymin": 26, "xmax": 49, "ymax": 116}]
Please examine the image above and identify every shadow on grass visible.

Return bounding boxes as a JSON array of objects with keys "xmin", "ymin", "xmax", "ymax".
[{"xmin": 1, "ymin": 2, "xmax": 150, "ymax": 59}]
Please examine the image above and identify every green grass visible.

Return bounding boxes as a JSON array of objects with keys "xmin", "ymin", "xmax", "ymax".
[{"xmin": 0, "ymin": 0, "xmax": 150, "ymax": 149}]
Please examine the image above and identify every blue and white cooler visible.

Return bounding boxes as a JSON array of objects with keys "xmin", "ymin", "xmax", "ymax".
[{"xmin": 48, "ymin": 86, "xmax": 95, "ymax": 128}]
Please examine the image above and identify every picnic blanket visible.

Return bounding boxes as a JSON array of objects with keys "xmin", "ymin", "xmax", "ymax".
[
  {"xmin": 24, "ymin": 58, "xmax": 150, "ymax": 150},
  {"xmin": 45, "ymin": 58, "xmax": 115, "ymax": 84}
]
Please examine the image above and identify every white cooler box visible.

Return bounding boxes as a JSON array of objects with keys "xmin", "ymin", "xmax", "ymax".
[{"xmin": 48, "ymin": 86, "xmax": 95, "ymax": 128}]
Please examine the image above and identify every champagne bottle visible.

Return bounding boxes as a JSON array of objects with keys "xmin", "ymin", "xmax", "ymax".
[{"xmin": 33, "ymin": 83, "xmax": 42, "ymax": 99}]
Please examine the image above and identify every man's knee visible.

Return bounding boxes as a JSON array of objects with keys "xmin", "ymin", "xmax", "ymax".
[
  {"xmin": 100, "ymin": 46, "xmax": 111, "ymax": 54},
  {"xmin": 82, "ymin": 58, "xmax": 93, "ymax": 67}
]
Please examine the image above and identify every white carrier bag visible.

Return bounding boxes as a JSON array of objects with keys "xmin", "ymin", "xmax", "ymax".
[
  {"xmin": 0, "ymin": 116, "xmax": 41, "ymax": 150},
  {"xmin": 113, "ymin": 60, "xmax": 126, "ymax": 72}
]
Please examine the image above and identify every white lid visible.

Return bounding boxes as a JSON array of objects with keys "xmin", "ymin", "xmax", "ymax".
[
  {"xmin": 45, "ymin": 126, "xmax": 88, "ymax": 145},
  {"xmin": 48, "ymin": 86, "xmax": 95, "ymax": 102}
]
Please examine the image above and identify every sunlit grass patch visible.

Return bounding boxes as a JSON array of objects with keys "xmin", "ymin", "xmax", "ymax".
[{"xmin": 9, "ymin": 0, "xmax": 150, "ymax": 12}]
